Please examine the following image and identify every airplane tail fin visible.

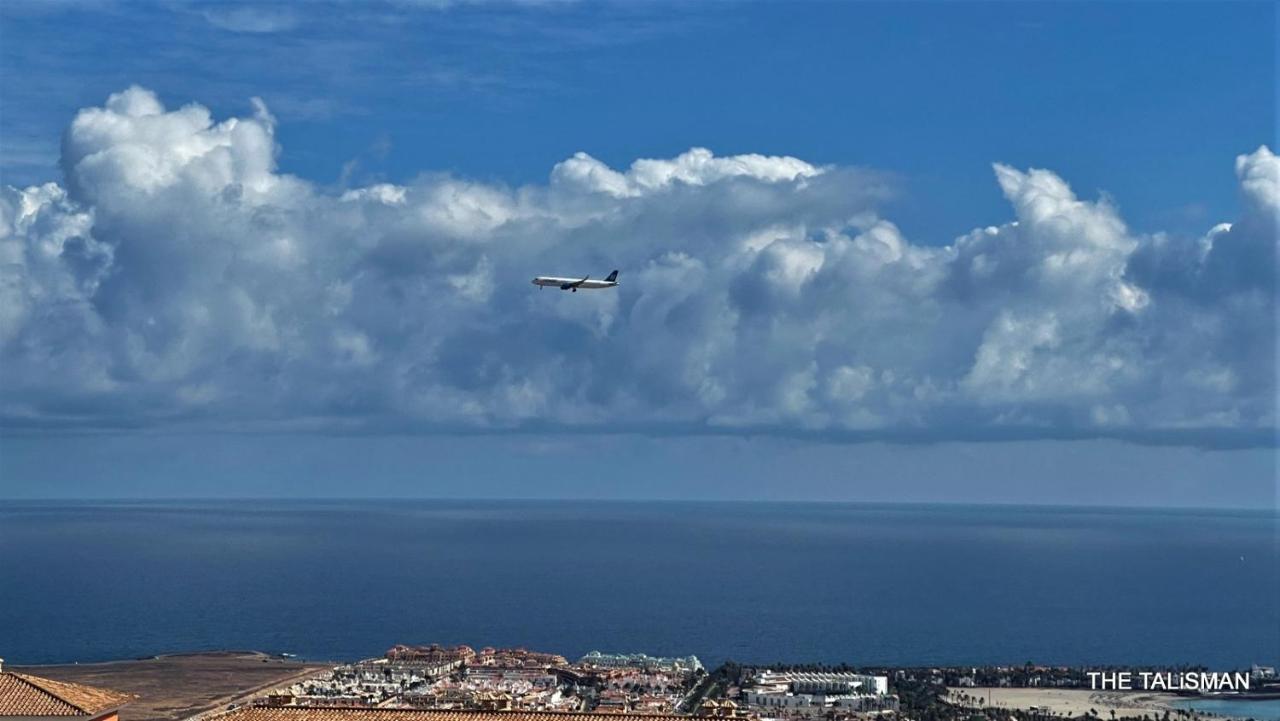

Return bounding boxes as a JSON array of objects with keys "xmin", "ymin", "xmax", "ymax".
[{"xmin": 605, "ymin": 270, "xmax": 619, "ymax": 282}]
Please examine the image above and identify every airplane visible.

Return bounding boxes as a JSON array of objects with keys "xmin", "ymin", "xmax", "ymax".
[{"xmin": 531, "ymin": 269, "xmax": 619, "ymax": 292}]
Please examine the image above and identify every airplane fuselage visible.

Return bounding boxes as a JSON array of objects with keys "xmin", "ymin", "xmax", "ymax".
[{"xmin": 532, "ymin": 272, "xmax": 620, "ymax": 291}]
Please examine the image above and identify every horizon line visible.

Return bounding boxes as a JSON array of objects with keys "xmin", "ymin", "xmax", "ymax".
[{"xmin": 0, "ymin": 496, "xmax": 1274, "ymax": 514}]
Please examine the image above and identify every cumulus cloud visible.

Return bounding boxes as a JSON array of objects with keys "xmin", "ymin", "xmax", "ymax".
[{"xmin": 0, "ymin": 87, "xmax": 1275, "ymax": 445}]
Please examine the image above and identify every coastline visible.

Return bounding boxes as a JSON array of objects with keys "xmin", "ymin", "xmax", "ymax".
[
  {"xmin": 949, "ymin": 687, "xmax": 1191, "ymax": 718},
  {"xmin": 13, "ymin": 653, "xmax": 1280, "ymax": 721},
  {"xmin": 947, "ymin": 687, "xmax": 1280, "ymax": 721}
]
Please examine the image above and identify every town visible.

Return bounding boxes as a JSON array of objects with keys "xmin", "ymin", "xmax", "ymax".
[
  {"xmin": 2, "ymin": 649, "xmax": 1276, "ymax": 721},
  {"xmin": 265, "ymin": 645, "xmax": 903, "ymax": 720},
  {"xmin": 270, "ymin": 645, "xmax": 707, "ymax": 714}
]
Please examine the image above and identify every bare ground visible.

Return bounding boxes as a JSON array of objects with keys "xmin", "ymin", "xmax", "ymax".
[{"xmin": 11, "ymin": 651, "xmax": 331, "ymax": 721}]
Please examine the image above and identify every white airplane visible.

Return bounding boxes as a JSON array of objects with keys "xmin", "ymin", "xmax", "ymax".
[{"xmin": 531, "ymin": 269, "xmax": 619, "ymax": 292}]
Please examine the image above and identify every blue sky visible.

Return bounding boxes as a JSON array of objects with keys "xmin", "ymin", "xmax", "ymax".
[
  {"xmin": 0, "ymin": 1, "xmax": 1276, "ymax": 506},
  {"xmin": 3, "ymin": 1, "xmax": 1273, "ymax": 240}
]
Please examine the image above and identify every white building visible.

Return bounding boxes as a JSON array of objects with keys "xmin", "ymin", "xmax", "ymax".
[
  {"xmin": 751, "ymin": 671, "xmax": 888, "ymax": 696},
  {"xmin": 743, "ymin": 671, "xmax": 894, "ymax": 716}
]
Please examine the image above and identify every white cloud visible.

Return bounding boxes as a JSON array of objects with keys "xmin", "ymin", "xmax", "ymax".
[
  {"xmin": 0, "ymin": 88, "xmax": 1274, "ymax": 445},
  {"xmin": 201, "ymin": 7, "xmax": 301, "ymax": 34},
  {"xmin": 1237, "ymin": 145, "xmax": 1279, "ymax": 212},
  {"xmin": 551, "ymin": 148, "xmax": 823, "ymax": 199}
]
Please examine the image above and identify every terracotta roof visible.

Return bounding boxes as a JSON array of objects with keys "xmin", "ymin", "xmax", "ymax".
[
  {"xmin": 221, "ymin": 707, "xmax": 705, "ymax": 721},
  {"xmin": 0, "ymin": 673, "xmax": 136, "ymax": 717}
]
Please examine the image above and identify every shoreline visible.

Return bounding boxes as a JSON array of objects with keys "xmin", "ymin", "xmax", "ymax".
[
  {"xmin": 948, "ymin": 687, "xmax": 1184, "ymax": 715},
  {"xmin": 946, "ymin": 687, "xmax": 1279, "ymax": 721},
  {"xmin": 15, "ymin": 650, "xmax": 291, "ymax": 665}
]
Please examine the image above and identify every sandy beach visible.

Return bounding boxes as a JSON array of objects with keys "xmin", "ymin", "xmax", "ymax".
[{"xmin": 946, "ymin": 688, "xmax": 1190, "ymax": 719}]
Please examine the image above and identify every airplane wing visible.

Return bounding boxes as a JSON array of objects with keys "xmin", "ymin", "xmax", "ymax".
[{"xmin": 557, "ymin": 275, "xmax": 590, "ymax": 290}]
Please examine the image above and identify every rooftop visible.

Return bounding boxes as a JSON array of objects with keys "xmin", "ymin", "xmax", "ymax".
[{"xmin": 0, "ymin": 672, "xmax": 136, "ymax": 717}]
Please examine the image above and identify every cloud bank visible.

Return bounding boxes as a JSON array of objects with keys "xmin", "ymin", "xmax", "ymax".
[{"xmin": 1, "ymin": 87, "xmax": 1275, "ymax": 445}]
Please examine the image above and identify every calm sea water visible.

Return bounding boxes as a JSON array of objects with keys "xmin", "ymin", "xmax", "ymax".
[
  {"xmin": 0, "ymin": 501, "xmax": 1276, "ymax": 668},
  {"xmin": 1174, "ymin": 699, "xmax": 1280, "ymax": 721}
]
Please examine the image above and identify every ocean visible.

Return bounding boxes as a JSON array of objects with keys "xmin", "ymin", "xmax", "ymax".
[
  {"xmin": 1173, "ymin": 699, "xmax": 1280, "ymax": 721},
  {"xmin": 0, "ymin": 500, "xmax": 1276, "ymax": 668}
]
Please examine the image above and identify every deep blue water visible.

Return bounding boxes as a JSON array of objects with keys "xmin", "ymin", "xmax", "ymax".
[{"xmin": 1, "ymin": 500, "xmax": 1276, "ymax": 668}]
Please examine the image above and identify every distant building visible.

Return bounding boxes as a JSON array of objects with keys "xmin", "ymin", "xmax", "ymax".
[
  {"xmin": 0, "ymin": 661, "xmax": 135, "ymax": 721},
  {"xmin": 700, "ymin": 700, "xmax": 752, "ymax": 719},
  {"xmin": 578, "ymin": 652, "xmax": 704, "ymax": 674},
  {"xmin": 463, "ymin": 667, "xmax": 556, "ymax": 688},
  {"xmin": 470, "ymin": 693, "xmax": 512, "ymax": 712},
  {"xmin": 473, "ymin": 648, "xmax": 567, "ymax": 668},
  {"xmin": 749, "ymin": 671, "xmax": 888, "ymax": 697},
  {"xmin": 595, "ymin": 690, "xmax": 631, "ymax": 712},
  {"xmin": 216, "ymin": 704, "xmax": 717, "ymax": 721},
  {"xmin": 741, "ymin": 671, "xmax": 895, "ymax": 717},
  {"xmin": 386, "ymin": 646, "xmax": 475, "ymax": 667},
  {"xmin": 383, "ymin": 645, "xmax": 567, "ymax": 671}
]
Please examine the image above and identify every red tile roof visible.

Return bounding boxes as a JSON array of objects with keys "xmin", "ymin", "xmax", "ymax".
[{"xmin": 0, "ymin": 673, "xmax": 136, "ymax": 717}]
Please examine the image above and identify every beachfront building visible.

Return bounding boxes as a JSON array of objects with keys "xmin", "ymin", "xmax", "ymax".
[
  {"xmin": 577, "ymin": 652, "xmax": 704, "ymax": 674},
  {"xmin": 755, "ymin": 671, "xmax": 888, "ymax": 697},
  {"xmin": 0, "ymin": 661, "xmax": 135, "ymax": 721},
  {"xmin": 741, "ymin": 671, "xmax": 895, "ymax": 718}
]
